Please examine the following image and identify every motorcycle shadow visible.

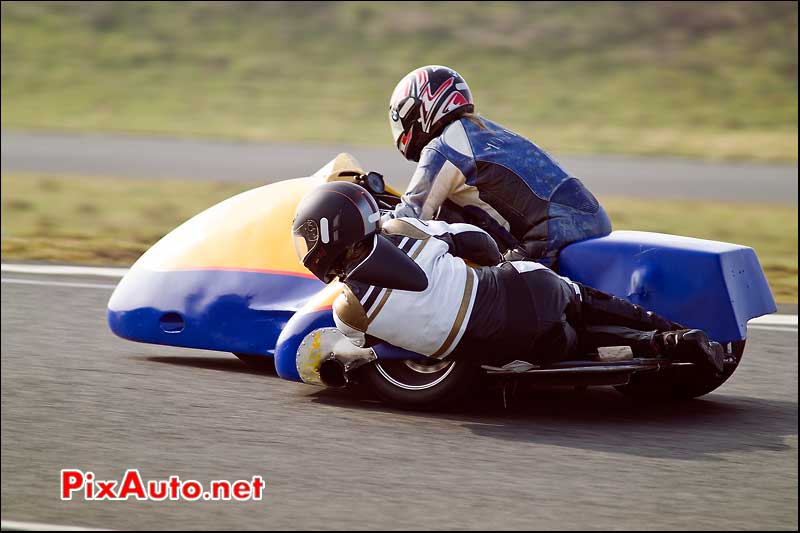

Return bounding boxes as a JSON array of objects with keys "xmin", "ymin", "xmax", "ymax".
[
  {"xmin": 142, "ymin": 354, "xmax": 795, "ymax": 461},
  {"xmin": 310, "ymin": 386, "xmax": 797, "ymax": 461},
  {"xmin": 143, "ymin": 354, "xmax": 279, "ymax": 377}
]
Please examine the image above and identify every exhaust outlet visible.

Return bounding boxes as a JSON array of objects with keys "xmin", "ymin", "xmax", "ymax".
[{"xmin": 318, "ymin": 359, "xmax": 348, "ymax": 388}]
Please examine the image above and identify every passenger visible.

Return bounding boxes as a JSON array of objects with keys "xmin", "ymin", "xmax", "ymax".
[{"xmin": 385, "ymin": 65, "xmax": 612, "ymax": 268}]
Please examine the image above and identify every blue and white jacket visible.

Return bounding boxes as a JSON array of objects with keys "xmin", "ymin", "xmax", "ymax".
[{"xmin": 391, "ymin": 117, "xmax": 612, "ymax": 265}]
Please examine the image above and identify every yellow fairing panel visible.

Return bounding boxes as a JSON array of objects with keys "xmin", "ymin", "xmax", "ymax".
[{"xmin": 135, "ymin": 153, "xmax": 386, "ymax": 276}]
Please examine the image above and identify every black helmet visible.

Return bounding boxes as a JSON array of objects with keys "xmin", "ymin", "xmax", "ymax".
[
  {"xmin": 292, "ymin": 181, "xmax": 427, "ymax": 291},
  {"xmin": 389, "ymin": 65, "xmax": 474, "ymax": 162}
]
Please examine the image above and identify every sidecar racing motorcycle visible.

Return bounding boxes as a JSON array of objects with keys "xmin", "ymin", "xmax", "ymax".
[{"xmin": 107, "ymin": 154, "xmax": 776, "ymax": 407}]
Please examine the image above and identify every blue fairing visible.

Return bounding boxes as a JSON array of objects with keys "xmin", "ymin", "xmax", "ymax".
[
  {"xmin": 559, "ymin": 231, "xmax": 776, "ymax": 342},
  {"xmin": 109, "ymin": 232, "xmax": 775, "ymax": 384},
  {"xmin": 274, "ymin": 308, "xmax": 336, "ymax": 381},
  {"xmin": 273, "ymin": 308, "xmax": 431, "ymax": 382},
  {"xmin": 372, "ymin": 342, "xmax": 430, "ymax": 361},
  {"xmin": 108, "ymin": 268, "xmax": 324, "ymax": 356}
]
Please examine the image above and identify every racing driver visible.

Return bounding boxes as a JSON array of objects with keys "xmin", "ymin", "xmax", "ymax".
[{"xmin": 292, "ymin": 181, "xmax": 725, "ymax": 373}]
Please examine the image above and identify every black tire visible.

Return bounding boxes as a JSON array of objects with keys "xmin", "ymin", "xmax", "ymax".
[
  {"xmin": 615, "ymin": 339, "xmax": 746, "ymax": 401},
  {"xmin": 233, "ymin": 352, "xmax": 275, "ymax": 372},
  {"xmin": 356, "ymin": 357, "xmax": 480, "ymax": 410}
]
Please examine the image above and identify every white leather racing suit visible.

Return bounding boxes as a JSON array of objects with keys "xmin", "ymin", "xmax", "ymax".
[
  {"xmin": 332, "ymin": 217, "xmax": 585, "ymax": 363},
  {"xmin": 333, "ymin": 219, "xmax": 688, "ymax": 366},
  {"xmin": 333, "ymin": 218, "xmax": 498, "ymax": 358}
]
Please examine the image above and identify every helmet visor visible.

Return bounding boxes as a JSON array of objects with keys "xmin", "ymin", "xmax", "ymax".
[{"xmin": 293, "ymin": 219, "xmax": 319, "ymax": 264}]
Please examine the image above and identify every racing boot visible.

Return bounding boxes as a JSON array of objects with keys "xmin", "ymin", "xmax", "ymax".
[{"xmin": 657, "ymin": 329, "xmax": 725, "ymax": 374}]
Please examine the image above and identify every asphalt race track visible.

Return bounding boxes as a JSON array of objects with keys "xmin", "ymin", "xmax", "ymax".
[
  {"xmin": 2, "ymin": 130, "xmax": 798, "ymax": 204},
  {"xmin": 1, "ymin": 273, "xmax": 797, "ymax": 530}
]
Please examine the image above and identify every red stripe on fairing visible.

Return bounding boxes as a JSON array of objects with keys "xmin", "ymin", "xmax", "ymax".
[{"xmin": 150, "ymin": 265, "xmax": 319, "ymax": 279}]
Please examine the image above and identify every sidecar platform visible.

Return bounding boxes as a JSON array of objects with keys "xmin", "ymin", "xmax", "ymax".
[{"xmin": 482, "ymin": 358, "xmax": 692, "ymax": 387}]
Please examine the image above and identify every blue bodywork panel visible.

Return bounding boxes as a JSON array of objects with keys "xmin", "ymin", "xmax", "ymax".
[
  {"xmin": 273, "ymin": 312, "xmax": 433, "ymax": 381},
  {"xmin": 372, "ymin": 342, "xmax": 431, "ymax": 361},
  {"xmin": 109, "ymin": 232, "xmax": 776, "ymax": 383},
  {"xmin": 274, "ymin": 308, "xmax": 336, "ymax": 381},
  {"xmin": 558, "ymin": 231, "xmax": 776, "ymax": 342},
  {"xmin": 108, "ymin": 268, "xmax": 323, "ymax": 356}
]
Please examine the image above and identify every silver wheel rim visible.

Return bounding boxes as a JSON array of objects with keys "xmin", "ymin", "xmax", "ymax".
[
  {"xmin": 375, "ymin": 360, "xmax": 457, "ymax": 391},
  {"xmin": 403, "ymin": 359, "xmax": 451, "ymax": 373}
]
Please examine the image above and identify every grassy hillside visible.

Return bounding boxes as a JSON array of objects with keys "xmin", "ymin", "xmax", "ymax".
[{"xmin": 1, "ymin": 1, "xmax": 797, "ymax": 160}]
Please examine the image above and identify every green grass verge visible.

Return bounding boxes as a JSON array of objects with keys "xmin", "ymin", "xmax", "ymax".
[
  {"xmin": 2, "ymin": 173, "xmax": 796, "ymax": 302},
  {"xmin": 1, "ymin": 1, "xmax": 797, "ymax": 161}
]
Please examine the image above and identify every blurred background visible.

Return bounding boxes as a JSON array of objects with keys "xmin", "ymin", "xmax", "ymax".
[
  {"xmin": 1, "ymin": 4, "xmax": 798, "ymax": 531},
  {"xmin": 2, "ymin": 1, "xmax": 797, "ymax": 156},
  {"xmin": 1, "ymin": 1, "xmax": 797, "ymax": 300}
]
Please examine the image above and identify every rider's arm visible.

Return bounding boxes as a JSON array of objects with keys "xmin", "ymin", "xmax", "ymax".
[
  {"xmin": 332, "ymin": 286, "xmax": 379, "ymax": 348},
  {"xmin": 391, "ymin": 147, "xmax": 465, "ymax": 221},
  {"xmin": 386, "ymin": 218, "xmax": 502, "ymax": 266},
  {"xmin": 431, "ymin": 221, "xmax": 503, "ymax": 266}
]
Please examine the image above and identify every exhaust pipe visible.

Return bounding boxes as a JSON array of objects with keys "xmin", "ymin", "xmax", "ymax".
[
  {"xmin": 318, "ymin": 359, "xmax": 348, "ymax": 388},
  {"xmin": 296, "ymin": 328, "xmax": 377, "ymax": 387}
]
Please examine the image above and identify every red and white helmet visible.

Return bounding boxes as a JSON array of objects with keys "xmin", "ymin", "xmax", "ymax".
[{"xmin": 388, "ymin": 65, "xmax": 474, "ymax": 162}]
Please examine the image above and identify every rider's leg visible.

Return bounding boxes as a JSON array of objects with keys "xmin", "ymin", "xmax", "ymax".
[
  {"xmin": 574, "ymin": 283, "xmax": 683, "ymax": 332},
  {"xmin": 511, "ymin": 263, "xmax": 722, "ymax": 372},
  {"xmin": 513, "ymin": 264, "xmax": 580, "ymax": 364},
  {"xmin": 579, "ymin": 325, "xmax": 659, "ymax": 355},
  {"xmin": 571, "ymin": 284, "xmax": 724, "ymax": 372},
  {"xmin": 514, "ymin": 264, "xmax": 671, "ymax": 358},
  {"xmin": 542, "ymin": 197, "xmax": 613, "ymax": 271}
]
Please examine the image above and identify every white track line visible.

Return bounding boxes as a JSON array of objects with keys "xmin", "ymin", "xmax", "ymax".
[
  {"xmin": 750, "ymin": 314, "xmax": 798, "ymax": 326},
  {"xmin": 1, "ymin": 278, "xmax": 116, "ymax": 290},
  {"xmin": 0, "ymin": 519, "xmax": 110, "ymax": 531},
  {"xmin": 1, "ymin": 264, "xmax": 127, "ymax": 278},
  {"xmin": 748, "ymin": 324, "xmax": 798, "ymax": 332}
]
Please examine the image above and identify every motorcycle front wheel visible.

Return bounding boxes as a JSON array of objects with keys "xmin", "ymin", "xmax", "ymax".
[{"xmin": 357, "ymin": 357, "xmax": 479, "ymax": 409}]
